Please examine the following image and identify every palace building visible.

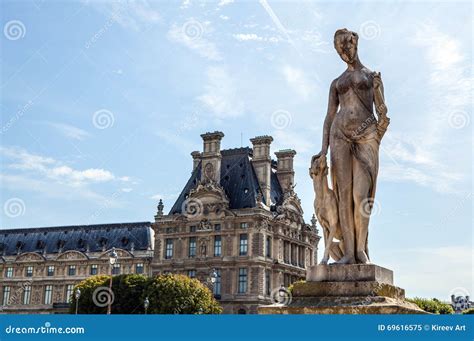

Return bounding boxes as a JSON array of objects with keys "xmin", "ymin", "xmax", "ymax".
[{"xmin": 0, "ymin": 131, "xmax": 320, "ymax": 314}]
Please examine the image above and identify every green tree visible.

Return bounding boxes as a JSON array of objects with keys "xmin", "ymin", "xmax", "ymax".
[
  {"xmin": 462, "ymin": 308, "xmax": 474, "ymax": 314},
  {"xmin": 145, "ymin": 274, "xmax": 222, "ymax": 314},
  {"xmin": 70, "ymin": 273, "xmax": 222, "ymax": 314},
  {"xmin": 407, "ymin": 297, "xmax": 454, "ymax": 314},
  {"xmin": 69, "ymin": 275, "xmax": 110, "ymax": 314}
]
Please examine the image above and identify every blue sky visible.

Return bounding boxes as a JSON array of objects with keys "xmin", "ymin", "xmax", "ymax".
[{"xmin": 1, "ymin": 0, "xmax": 472, "ymax": 300}]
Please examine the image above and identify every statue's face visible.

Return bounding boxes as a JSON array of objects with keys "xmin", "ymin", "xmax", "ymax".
[{"xmin": 335, "ymin": 34, "xmax": 357, "ymax": 64}]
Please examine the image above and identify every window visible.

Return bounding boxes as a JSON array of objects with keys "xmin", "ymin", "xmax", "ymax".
[
  {"xmin": 283, "ymin": 241, "xmax": 289, "ymax": 264},
  {"xmin": 165, "ymin": 239, "xmax": 173, "ymax": 259},
  {"xmin": 25, "ymin": 266, "xmax": 33, "ymax": 277},
  {"xmin": 266, "ymin": 236, "xmax": 271, "ymax": 257},
  {"xmin": 213, "ymin": 269, "xmax": 221, "ymax": 297},
  {"xmin": 189, "ymin": 225, "xmax": 196, "ymax": 233},
  {"xmin": 188, "ymin": 237, "xmax": 196, "ymax": 258},
  {"xmin": 90, "ymin": 264, "xmax": 98, "ymax": 275},
  {"xmin": 44, "ymin": 285, "xmax": 53, "ymax": 305},
  {"xmin": 112, "ymin": 264, "xmax": 121, "ymax": 275},
  {"xmin": 238, "ymin": 268, "xmax": 247, "ymax": 293},
  {"xmin": 214, "ymin": 224, "xmax": 221, "ymax": 231},
  {"xmin": 68, "ymin": 265, "xmax": 76, "ymax": 276},
  {"xmin": 23, "ymin": 285, "xmax": 31, "ymax": 305},
  {"xmin": 47, "ymin": 266, "xmax": 55, "ymax": 277},
  {"xmin": 136, "ymin": 263, "xmax": 144, "ymax": 274},
  {"xmin": 265, "ymin": 271, "xmax": 271, "ymax": 295},
  {"xmin": 2, "ymin": 286, "xmax": 10, "ymax": 306},
  {"xmin": 66, "ymin": 285, "xmax": 74, "ymax": 303},
  {"xmin": 239, "ymin": 234, "xmax": 248, "ymax": 256},
  {"xmin": 5, "ymin": 267, "xmax": 13, "ymax": 278},
  {"xmin": 237, "ymin": 308, "xmax": 247, "ymax": 314},
  {"xmin": 214, "ymin": 236, "xmax": 222, "ymax": 257},
  {"xmin": 240, "ymin": 222, "xmax": 248, "ymax": 229},
  {"xmin": 188, "ymin": 269, "xmax": 196, "ymax": 278}
]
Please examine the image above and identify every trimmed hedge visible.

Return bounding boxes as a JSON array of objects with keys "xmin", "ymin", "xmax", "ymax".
[{"xmin": 70, "ymin": 274, "xmax": 221, "ymax": 314}]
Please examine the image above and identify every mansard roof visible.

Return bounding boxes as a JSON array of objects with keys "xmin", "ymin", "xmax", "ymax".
[
  {"xmin": 169, "ymin": 147, "xmax": 284, "ymax": 215},
  {"xmin": 0, "ymin": 222, "xmax": 152, "ymax": 256}
]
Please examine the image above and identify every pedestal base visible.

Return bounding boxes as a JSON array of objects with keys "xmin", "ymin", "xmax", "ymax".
[{"xmin": 259, "ymin": 264, "xmax": 426, "ymax": 315}]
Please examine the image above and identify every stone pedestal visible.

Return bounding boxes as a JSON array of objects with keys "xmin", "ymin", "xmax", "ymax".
[{"xmin": 258, "ymin": 264, "xmax": 426, "ymax": 314}]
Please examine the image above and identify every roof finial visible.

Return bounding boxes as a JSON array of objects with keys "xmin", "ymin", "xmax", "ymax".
[{"xmin": 157, "ymin": 199, "xmax": 164, "ymax": 217}]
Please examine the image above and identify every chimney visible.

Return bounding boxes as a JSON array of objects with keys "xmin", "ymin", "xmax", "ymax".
[
  {"xmin": 200, "ymin": 131, "xmax": 224, "ymax": 183},
  {"xmin": 191, "ymin": 151, "xmax": 201, "ymax": 171},
  {"xmin": 275, "ymin": 149, "xmax": 296, "ymax": 192},
  {"xmin": 250, "ymin": 135, "xmax": 273, "ymax": 205}
]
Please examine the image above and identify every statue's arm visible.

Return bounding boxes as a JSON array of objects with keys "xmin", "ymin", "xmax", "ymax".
[
  {"xmin": 319, "ymin": 79, "xmax": 339, "ymax": 156},
  {"xmin": 373, "ymin": 72, "xmax": 390, "ymax": 138},
  {"xmin": 373, "ymin": 72, "xmax": 387, "ymax": 116}
]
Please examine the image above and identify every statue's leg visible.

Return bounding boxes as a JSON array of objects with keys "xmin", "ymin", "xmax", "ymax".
[
  {"xmin": 330, "ymin": 138, "xmax": 356, "ymax": 264},
  {"xmin": 353, "ymin": 157, "xmax": 372, "ymax": 264}
]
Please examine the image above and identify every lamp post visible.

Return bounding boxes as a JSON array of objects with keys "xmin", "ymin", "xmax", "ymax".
[
  {"xmin": 144, "ymin": 297, "xmax": 149, "ymax": 315},
  {"xmin": 278, "ymin": 285, "xmax": 287, "ymax": 304},
  {"xmin": 74, "ymin": 288, "xmax": 81, "ymax": 315},
  {"xmin": 107, "ymin": 247, "xmax": 118, "ymax": 315},
  {"xmin": 208, "ymin": 268, "xmax": 218, "ymax": 296}
]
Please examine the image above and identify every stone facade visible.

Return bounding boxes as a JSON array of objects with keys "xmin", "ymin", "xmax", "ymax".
[
  {"xmin": 0, "ymin": 131, "xmax": 320, "ymax": 314},
  {"xmin": 151, "ymin": 132, "xmax": 320, "ymax": 314},
  {"xmin": 0, "ymin": 223, "xmax": 153, "ymax": 314}
]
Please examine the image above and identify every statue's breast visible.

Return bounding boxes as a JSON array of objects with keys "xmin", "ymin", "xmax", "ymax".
[{"xmin": 336, "ymin": 70, "xmax": 372, "ymax": 95}]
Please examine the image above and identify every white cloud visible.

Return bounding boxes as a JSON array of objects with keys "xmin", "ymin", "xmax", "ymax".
[
  {"xmin": 219, "ymin": 15, "xmax": 229, "ymax": 20},
  {"xmin": 281, "ymin": 65, "xmax": 318, "ymax": 100},
  {"xmin": 233, "ymin": 33, "xmax": 263, "ymax": 42},
  {"xmin": 232, "ymin": 33, "xmax": 280, "ymax": 43},
  {"xmin": 47, "ymin": 122, "xmax": 90, "ymax": 141},
  {"xmin": 218, "ymin": 0, "xmax": 234, "ymax": 7},
  {"xmin": 0, "ymin": 146, "xmax": 129, "ymax": 188},
  {"xmin": 379, "ymin": 24, "xmax": 472, "ymax": 193},
  {"xmin": 167, "ymin": 21, "xmax": 222, "ymax": 61},
  {"xmin": 197, "ymin": 66, "xmax": 244, "ymax": 118},
  {"xmin": 83, "ymin": 0, "xmax": 161, "ymax": 31}
]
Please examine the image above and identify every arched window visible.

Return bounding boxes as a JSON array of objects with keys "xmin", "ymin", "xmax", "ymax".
[{"xmin": 237, "ymin": 308, "xmax": 246, "ymax": 315}]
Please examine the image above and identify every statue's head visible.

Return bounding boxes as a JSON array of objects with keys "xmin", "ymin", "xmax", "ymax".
[
  {"xmin": 334, "ymin": 28, "xmax": 359, "ymax": 64},
  {"xmin": 310, "ymin": 155, "xmax": 328, "ymax": 178}
]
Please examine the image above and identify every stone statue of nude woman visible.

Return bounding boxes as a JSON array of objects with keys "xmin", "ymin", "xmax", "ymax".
[{"xmin": 311, "ymin": 28, "xmax": 390, "ymax": 265}]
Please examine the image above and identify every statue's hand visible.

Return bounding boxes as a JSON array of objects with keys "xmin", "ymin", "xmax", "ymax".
[
  {"xmin": 311, "ymin": 149, "xmax": 327, "ymax": 165},
  {"xmin": 373, "ymin": 72, "xmax": 383, "ymax": 89}
]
